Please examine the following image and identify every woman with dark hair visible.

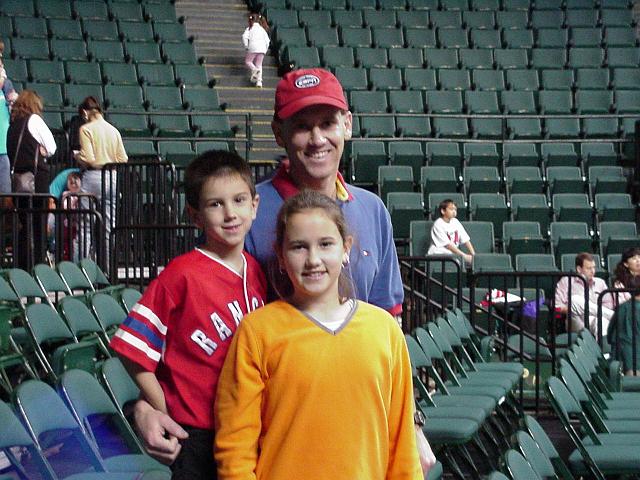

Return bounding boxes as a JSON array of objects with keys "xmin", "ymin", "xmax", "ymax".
[
  {"xmin": 6, "ymin": 89, "xmax": 56, "ymax": 268},
  {"xmin": 74, "ymin": 96, "xmax": 127, "ymax": 266},
  {"xmin": 612, "ymin": 247, "xmax": 640, "ymax": 305}
]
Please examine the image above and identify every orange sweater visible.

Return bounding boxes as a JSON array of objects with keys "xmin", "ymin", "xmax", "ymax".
[{"xmin": 215, "ymin": 300, "xmax": 422, "ymax": 480}]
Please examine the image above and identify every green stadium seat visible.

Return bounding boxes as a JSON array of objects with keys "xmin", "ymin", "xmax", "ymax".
[
  {"xmin": 463, "ymin": 142, "xmax": 501, "ymax": 168},
  {"xmin": 321, "ymin": 46, "xmax": 355, "ymax": 68},
  {"xmin": 571, "ymin": 27, "xmax": 602, "ymax": 47},
  {"xmin": 462, "ymin": 221, "xmax": 495, "ymax": 253},
  {"xmin": 299, "ymin": 10, "xmax": 332, "ymax": 28},
  {"xmin": 404, "ymin": 68, "xmax": 437, "ymax": 90},
  {"xmin": 389, "ymin": 48, "xmax": 423, "ymax": 70},
  {"xmin": 396, "ymin": 10, "xmax": 429, "ymax": 28},
  {"xmin": 105, "ymin": 84, "xmax": 145, "ymax": 110},
  {"xmin": 472, "ymin": 253, "xmax": 515, "ymax": 287},
  {"xmin": 378, "ymin": 165, "xmax": 414, "ymax": 200},
  {"xmin": 65, "ymin": 61, "xmax": 102, "ymax": 85},
  {"xmin": 82, "ymin": 19, "xmax": 120, "ymax": 41},
  {"xmin": 515, "ymin": 253, "xmax": 559, "ymax": 295},
  {"xmin": 532, "ymin": 10, "xmax": 564, "ymax": 29},
  {"xmin": 601, "ymin": 8, "xmax": 634, "ymax": 27},
  {"xmin": 351, "ymin": 0, "xmax": 377, "ymax": 9},
  {"xmin": 334, "ymin": 67, "xmax": 368, "ymax": 92},
  {"xmin": 510, "ymin": 193, "xmax": 551, "ymax": 234},
  {"xmin": 501, "ymin": 90, "xmax": 536, "ymax": 115},
  {"xmin": 138, "ymin": 63, "xmax": 176, "ymax": 87},
  {"xmin": 157, "ymin": 141, "xmax": 194, "ymax": 163},
  {"xmin": 29, "ymin": 60, "xmax": 65, "ymax": 84},
  {"xmin": 464, "ymin": 11, "xmax": 495, "ymax": 29},
  {"xmin": 14, "ymin": 17, "xmax": 48, "ymax": 39},
  {"xmin": 364, "ymin": 10, "xmax": 398, "ymax": 28},
  {"xmin": 340, "ymin": 27, "xmax": 372, "ymax": 48},
  {"xmin": 386, "ymin": 192, "xmax": 425, "ymax": 239},
  {"xmin": 541, "ymin": 143, "xmax": 579, "ymax": 167},
  {"xmin": 3, "ymin": 58, "xmax": 28, "ymax": 84},
  {"xmin": 552, "ymin": 193, "xmax": 594, "ymax": 226},
  {"xmin": 582, "ymin": 117, "xmax": 619, "ymax": 137},
  {"xmin": 536, "ymin": 28, "xmax": 569, "ymax": 49},
  {"xmin": 547, "ymin": 166, "xmax": 585, "ymax": 195},
  {"xmin": 438, "ymin": 28, "xmax": 469, "ymax": 49},
  {"xmin": 601, "ymin": 0, "xmax": 631, "ymax": 7},
  {"xmin": 145, "ymin": 85, "xmax": 184, "ymax": 110},
  {"xmin": 88, "ymin": 40, "xmax": 125, "ymax": 63},
  {"xmin": 575, "ymin": 68, "xmax": 610, "ymax": 90},
  {"xmin": 424, "ymin": 48, "xmax": 459, "ymax": 69},
  {"xmin": 409, "ymin": 220, "xmax": 434, "ymax": 256},
  {"xmin": 505, "ymin": 70, "xmax": 539, "ymax": 91},
  {"xmin": 538, "ymin": 90, "xmax": 573, "ymax": 115},
  {"xmin": 145, "ymin": 3, "xmax": 181, "ymax": 23},
  {"xmin": 390, "ymin": 90, "xmax": 424, "ymax": 112},
  {"xmin": 333, "ymin": 10, "xmax": 363, "ymax": 28},
  {"xmin": 605, "ymin": 27, "xmax": 637, "ymax": 47},
  {"xmin": 351, "ymin": 90, "xmax": 388, "ymax": 113},
  {"xmin": 151, "ymin": 113, "xmax": 193, "ymax": 137},
  {"xmin": 25, "ymin": 82, "xmax": 63, "ymax": 107},
  {"xmin": 470, "ymin": 29, "xmax": 501, "ymax": 49},
  {"xmin": 472, "ymin": 0, "xmax": 499, "ymax": 9},
  {"xmin": 38, "ymin": 0, "xmax": 73, "ymax": 19},
  {"xmin": 506, "ymin": 166, "xmax": 545, "ymax": 195},
  {"xmin": 438, "ymin": 69, "xmax": 471, "ymax": 91},
  {"xmin": 494, "ymin": 48, "xmax": 529, "ymax": 70},
  {"xmin": 290, "ymin": 0, "xmax": 318, "ymax": 10},
  {"xmin": 566, "ymin": 8, "xmax": 599, "ymax": 27},
  {"xmin": 108, "ymin": 112, "xmax": 152, "ymax": 137},
  {"xmin": 380, "ymin": 0, "xmax": 409, "ymax": 10},
  {"xmin": 469, "ymin": 193, "xmax": 509, "ymax": 236},
  {"xmin": 615, "ymin": 89, "xmax": 640, "ymax": 113},
  {"xmin": 503, "ymin": 29, "xmax": 534, "ymax": 49},
  {"xmin": 430, "ymin": 11, "xmax": 463, "ymax": 29},
  {"xmin": 541, "ymin": 69, "xmax": 574, "ymax": 90},
  {"xmin": 13, "ymin": 38, "xmax": 51, "ymax": 61},
  {"xmin": 441, "ymin": 0, "xmax": 469, "ymax": 10},
  {"xmin": 389, "ymin": 141, "xmax": 424, "ymax": 179},
  {"xmin": 65, "ymin": 83, "xmax": 104, "ymax": 107},
  {"xmin": 545, "ymin": 118, "xmax": 582, "ymax": 139},
  {"xmin": 369, "ymin": 67, "xmax": 403, "ymax": 90},
  {"xmin": 307, "ymin": 27, "xmax": 340, "ymax": 48},
  {"xmin": 405, "ymin": 28, "xmax": 437, "ymax": 48},
  {"xmin": 75, "ymin": 1, "xmax": 110, "ymax": 20},
  {"xmin": 355, "ymin": 47, "xmax": 388, "ymax": 68},
  {"xmin": 195, "ymin": 140, "xmax": 230, "ymax": 153},
  {"xmin": 102, "ymin": 62, "xmax": 138, "ymax": 85},
  {"xmin": 192, "ymin": 114, "xmax": 234, "ymax": 138},
  {"xmin": 464, "ymin": 166, "xmax": 501, "ymax": 194},
  {"xmin": 284, "ymin": 46, "xmax": 321, "ymax": 68},
  {"xmin": 503, "ymin": 142, "xmax": 540, "ymax": 167},
  {"xmin": 599, "ymin": 221, "xmax": 639, "ymax": 257},
  {"xmin": 318, "ymin": 0, "xmax": 348, "ymax": 8},
  {"xmin": 373, "ymin": 27, "xmax": 405, "ymax": 49},
  {"xmin": 267, "ymin": 9, "xmax": 299, "ymax": 29},
  {"xmin": 550, "ymin": 221, "xmax": 594, "ymax": 262},
  {"xmin": 507, "ymin": 118, "xmax": 543, "ymax": 139},
  {"xmin": 124, "ymin": 139, "xmax": 159, "ymax": 157},
  {"xmin": 576, "ymin": 89, "xmax": 614, "ymax": 113},
  {"xmin": 119, "ymin": 21, "xmax": 155, "ymax": 42},
  {"xmin": 154, "ymin": 22, "xmax": 190, "ymax": 43},
  {"xmin": 459, "ymin": 48, "xmax": 494, "ymax": 70},
  {"xmin": 421, "ymin": 166, "xmax": 458, "ymax": 204},
  {"xmin": 183, "ymin": 86, "xmax": 223, "ymax": 111},
  {"xmin": 595, "ymin": 193, "xmax": 635, "ymax": 222},
  {"xmin": 350, "ymin": 141, "xmax": 388, "ymax": 186},
  {"xmin": 112, "ymin": 2, "xmax": 145, "ymax": 22},
  {"xmin": 503, "ymin": 221, "xmax": 547, "ymax": 260},
  {"xmin": 472, "ymin": 69, "xmax": 505, "ymax": 91},
  {"xmin": 126, "ymin": 41, "xmax": 163, "ymax": 64},
  {"xmin": 588, "ymin": 165, "xmax": 628, "ymax": 195},
  {"xmin": 580, "ymin": 142, "xmax": 619, "ymax": 167},
  {"xmin": 426, "ymin": 141, "xmax": 464, "ymax": 176},
  {"xmin": 407, "ymin": 0, "xmax": 439, "ymax": 9},
  {"xmin": 163, "ymin": 42, "xmax": 202, "ymax": 65},
  {"xmin": 465, "ymin": 91, "xmax": 500, "ymax": 115},
  {"xmin": 531, "ymin": 48, "xmax": 567, "ymax": 70},
  {"xmin": 607, "ymin": 47, "xmax": 640, "ymax": 68},
  {"xmin": 429, "ymin": 192, "xmax": 467, "ymax": 220},
  {"xmin": 360, "ymin": 115, "xmax": 397, "ymax": 137}
]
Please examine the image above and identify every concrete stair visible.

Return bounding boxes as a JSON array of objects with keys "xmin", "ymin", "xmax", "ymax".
[{"xmin": 175, "ymin": 0, "xmax": 282, "ymax": 163}]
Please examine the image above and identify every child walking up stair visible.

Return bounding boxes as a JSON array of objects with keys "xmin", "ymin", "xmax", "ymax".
[{"xmin": 242, "ymin": 13, "xmax": 270, "ymax": 88}]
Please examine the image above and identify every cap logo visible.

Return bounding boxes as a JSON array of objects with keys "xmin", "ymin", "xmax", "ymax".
[{"xmin": 294, "ymin": 74, "xmax": 320, "ymax": 89}]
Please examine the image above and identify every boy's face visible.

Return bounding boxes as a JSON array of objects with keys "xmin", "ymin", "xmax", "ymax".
[
  {"xmin": 441, "ymin": 203, "xmax": 457, "ymax": 221},
  {"xmin": 190, "ymin": 173, "xmax": 259, "ymax": 256},
  {"xmin": 272, "ymin": 105, "xmax": 352, "ymax": 188},
  {"xmin": 67, "ymin": 175, "xmax": 81, "ymax": 193}
]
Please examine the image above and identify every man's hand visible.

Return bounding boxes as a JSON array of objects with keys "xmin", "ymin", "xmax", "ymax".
[
  {"xmin": 415, "ymin": 425, "xmax": 436, "ymax": 477},
  {"xmin": 133, "ymin": 399, "xmax": 189, "ymax": 465}
]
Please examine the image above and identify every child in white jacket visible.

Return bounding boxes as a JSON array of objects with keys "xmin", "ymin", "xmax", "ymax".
[{"xmin": 242, "ymin": 14, "xmax": 270, "ymax": 88}]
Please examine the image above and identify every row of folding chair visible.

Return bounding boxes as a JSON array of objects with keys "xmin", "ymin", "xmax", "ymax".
[
  {"xmin": 3, "ymin": 36, "xmax": 199, "ymax": 65},
  {"xmin": 285, "ymin": 45, "xmax": 640, "ymax": 71},
  {"xmin": 0, "ymin": 368, "xmax": 170, "ymax": 479},
  {"xmin": 0, "ymin": 0, "xmax": 180, "ymax": 23},
  {"xmin": 0, "ymin": 16, "xmax": 189, "ymax": 43},
  {"xmin": 268, "ymin": 6, "xmax": 635, "ymax": 30},
  {"xmin": 261, "ymin": 0, "xmax": 632, "ymax": 13},
  {"xmin": 276, "ymin": 24, "xmax": 639, "ymax": 54},
  {"xmin": 5, "ymin": 58, "xmax": 212, "ymax": 88}
]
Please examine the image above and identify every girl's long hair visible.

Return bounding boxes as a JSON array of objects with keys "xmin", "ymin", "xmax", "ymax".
[
  {"xmin": 614, "ymin": 247, "xmax": 640, "ymax": 288},
  {"xmin": 11, "ymin": 90, "xmax": 42, "ymax": 121},
  {"xmin": 249, "ymin": 13, "xmax": 269, "ymax": 33}
]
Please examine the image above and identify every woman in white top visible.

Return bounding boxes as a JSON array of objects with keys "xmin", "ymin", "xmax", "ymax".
[
  {"xmin": 241, "ymin": 13, "xmax": 270, "ymax": 88},
  {"xmin": 428, "ymin": 198, "xmax": 475, "ymax": 265}
]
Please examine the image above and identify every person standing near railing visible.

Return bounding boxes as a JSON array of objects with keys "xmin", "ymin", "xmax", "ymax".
[
  {"xmin": 74, "ymin": 96, "xmax": 127, "ymax": 268},
  {"xmin": 610, "ymin": 247, "xmax": 640, "ymax": 306},
  {"xmin": 607, "ymin": 275, "xmax": 640, "ymax": 376}
]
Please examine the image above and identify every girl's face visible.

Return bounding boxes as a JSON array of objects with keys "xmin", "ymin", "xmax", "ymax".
[
  {"xmin": 67, "ymin": 175, "xmax": 81, "ymax": 193},
  {"xmin": 279, "ymin": 209, "xmax": 352, "ymax": 305},
  {"xmin": 625, "ymin": 254, "xmax": 640, "ymax": 276}
]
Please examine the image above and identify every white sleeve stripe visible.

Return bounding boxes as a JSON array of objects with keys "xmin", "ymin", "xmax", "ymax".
[
  {"xmin": 132, "ymin": 303, "xmax": 168, "ymax": 335},
  {"xmin": 114, "ymin": 329, "xmax": 162, "ymax": 363}
]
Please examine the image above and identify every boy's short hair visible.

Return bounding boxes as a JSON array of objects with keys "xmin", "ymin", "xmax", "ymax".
[
  {"xmin": 184, "ymin": 150, "xmax": 255, "ymax": 209},
  {"xmin": 438, "ymin": 199, "xmax": 455, "ymax": 215},
  {"xmin": 67, "ymin": 172, "xmax": 82, "ymax": 182},
  {"xmin": 575, "ymin": 252, "xmax": 594, "ymax": 269}
]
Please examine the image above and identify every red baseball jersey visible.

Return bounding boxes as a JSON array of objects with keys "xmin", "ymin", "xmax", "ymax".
[{"xmin": 110, "ymin": 248, "xmax": 266, "ymax": 429}]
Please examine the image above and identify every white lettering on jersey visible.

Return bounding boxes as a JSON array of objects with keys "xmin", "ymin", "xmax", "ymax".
[
  {"xmin": 191, "ymin": 329, "xmax": 217, "ymax": 356},
  {"xmin": 227, "ymin": 301, "xmax": 244, "ymax": 326},
  {"xmin": 211, "ymin": 312, "xmax": 233, "ymax": 340},
  {"xmin": 251, "ymin": 296, "xmax": 263, "ymax": 310}
]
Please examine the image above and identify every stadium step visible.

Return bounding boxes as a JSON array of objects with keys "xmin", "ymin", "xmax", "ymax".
[{"xmin": 176, "ymin": 0, "xmax": 281, "ymax": 164}]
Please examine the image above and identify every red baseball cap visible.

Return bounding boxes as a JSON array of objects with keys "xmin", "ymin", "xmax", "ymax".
[{"xmin": 274, "ymin": 68, "xmax": 348, "ymax": 120}]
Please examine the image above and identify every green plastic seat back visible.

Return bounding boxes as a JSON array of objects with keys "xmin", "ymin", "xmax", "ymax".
[
  {"xmin": 59, "ymin": 297, "xmax": 104, "ymax": 336},
  {"xmin": 516, "ymin": 431, "xmax": 556, "ymax": 478},
  {"xmin": 25, "ymin": 303, "xmax": 73, "ymax": 345},
  {"xmin": 8, "ymin": 268, "xmax": 47, "ymax": 300},
  {"xmin": 91, "ymin": 293, "xmax": 127, "ymax": 330},
  {"xmin": 505, "ymin": 449, "xmax": 543, "ymax": 480},
  {"xmin": 524, "ymin": 414, "xmax": 560, "ymax": 460},
  {"xmin": 57, "ymin": 261, "xmax": 93, "ymax": 291},
  {"xmin": 414, "ymin": 326, "xmax": 445, "ymax": 360},
  {"xmin": 33, "ymin": 264, "xmax": 69, "ymax": 295},
  {"xmin": 99, "ymin": 358, "xmax": 141, "ymax": 412}
]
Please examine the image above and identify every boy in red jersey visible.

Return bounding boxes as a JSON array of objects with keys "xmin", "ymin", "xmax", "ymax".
[{"xmin": 110, "ymin": 150, "xmax": 266, "ymax": 479}]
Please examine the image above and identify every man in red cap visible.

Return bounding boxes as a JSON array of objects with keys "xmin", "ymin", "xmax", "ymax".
[{"xmin": 131, "ymin": 68, "xmax": 435, "ymax": 474}]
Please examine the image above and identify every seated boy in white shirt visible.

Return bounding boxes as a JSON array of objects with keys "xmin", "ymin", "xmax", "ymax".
[{"xmin": 428, "ymin": 199, "xmax": 475, "ymax": 266}]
